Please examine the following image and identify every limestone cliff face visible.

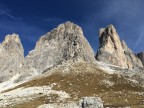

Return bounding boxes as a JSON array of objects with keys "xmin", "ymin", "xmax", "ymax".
[
  {"xmin": 137, "ymin": 52, "xmax": 144, "ymax": 66},
  {"xmin": 0, "ymin": 22, "xmax": 143, "ymax": 83},
  {"xmin": 96, "ymin": 25, "xmax": 143, "ymax": 69},
  {"xmin": 25, "ymin": 21, "xmax": 95, "ymax": 73},
  {"xmin": 121, "ymin": 41, "xmax": 143, "ymax": 68},
  {"xmin": 0, "ymin": 34, "xmax": 24, "ymax": 82},
  {"xmin": 2, "ymin": 34, "xmax": 24, "ymax": 60}
]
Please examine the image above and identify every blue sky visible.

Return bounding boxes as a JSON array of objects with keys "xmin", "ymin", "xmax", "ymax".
[{"xmin": 0, "ymin": 0, "xmax": 143, "ymax": 55}]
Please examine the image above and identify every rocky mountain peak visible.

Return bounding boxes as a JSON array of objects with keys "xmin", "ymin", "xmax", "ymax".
[
  {"xmin": 96, "ymin": 25, "xmax": 127, "ymax": 68},
  {"xmin": 2, "ymin": 33, "xmax": 24, "ymax": 57},
  {"xmin": 35, "ymin": 21, "xmax": 83, "ymax": 48},
  {"xmin": 99, "ymin": 24, "xmax": 117, "ymax": 37},
  {"xmin": 137, "ymin": 52, "xmax": 144, "ymax": 66},
  {"xmin": 99, "ymin": 24, "xmax": 121, "ymax": 51},
  {"xmin": 96, "ymin": 25, "xmax": 143, "ymax": 69},
  {"xmin": 26, "ymin": 21, "xmax": 95, "ymax": 73},
  {"xmin": 3, "ymin": 33, "xmax": 21, "ymax": 43},
  {"xmin": 0, "ymin": 33, "xmax": 24, "ymax": 82}
]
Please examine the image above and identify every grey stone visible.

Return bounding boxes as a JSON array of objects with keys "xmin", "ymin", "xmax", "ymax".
[
  {"xmin": 79, "ymin": 97, "xmax": 104, "ymax": 108},
  {"xmin": 96, "ymin": 24, "xmax": 143, "ymax": 69},
  {"xmin": 25, "ymin": 21, "xmax": 95, "ymax": 74},
  {"xmin": 137, "ymin": 52, "xmax": 144, "ymax": 66},
  {"xmin": 121, "ymin": 40, "xmax": 143, "ymax": 68},
  {"xmin": 0, "ymin": 34, "xmax": 24, "ymax": 82},
  {"xmin": 38, "ymin": 97, "xmax": 104, "ymax": 108}
]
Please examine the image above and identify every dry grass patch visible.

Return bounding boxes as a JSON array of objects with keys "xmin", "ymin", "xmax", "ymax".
[{"xmin": 2, "ymin": 62, "xmax": 144, "ymax": 107}]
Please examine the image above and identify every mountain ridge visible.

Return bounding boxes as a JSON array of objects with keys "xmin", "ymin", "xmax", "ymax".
[
  {"xmin": 96, "ymin": 24, "xmax": 143, "ymax": 69},
  {"xmin": 0, "ymin": 21, "xmax": 143, "ymax": 83},
  {"xmin": 0, "ymin": 21, "xmax": 144, "ymax": 108}
]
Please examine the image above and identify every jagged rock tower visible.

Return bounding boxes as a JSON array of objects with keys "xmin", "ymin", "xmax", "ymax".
[
  {"xmin": 25, "ymin": 21, "xmax": 95, "ymax": 73},
  {"xmin": 0, "ymin": 34, "xmax": 24, "ymax": 82},
  {"xmin": 96, "ymin": 25, "xmax": 143, "ymax": 69},
  {"xmin": 137, "ymin": 52, "xmax": 144, "ymax": 66}
]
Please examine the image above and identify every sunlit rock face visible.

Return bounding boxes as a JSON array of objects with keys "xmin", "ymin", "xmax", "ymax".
[
  {"xmin": 121, "ymin": 40, "xmax": 143, "ymax": 69},
  {"xmin": 25, "ymin": 21, "xmax": 95, "ymax": 73},
  {"xmin": 137, "ymin": 52, "xmax": 144, "ymax": 66},
  {"xmin": 2, "ymin": 34, "xmax": 24, "ymax": 60},
  {"xmin": 0, "ymin": 34, "xmax": 24, "ymax": 82},
  {"xmin": 96, "ymin": 25, "xmax": 143, "ymax": 69}
]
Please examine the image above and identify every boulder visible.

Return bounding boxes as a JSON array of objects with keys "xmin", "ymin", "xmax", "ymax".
[{"xmin": 79, "ymin": 97, "xmax": 104, "ymax": 108}]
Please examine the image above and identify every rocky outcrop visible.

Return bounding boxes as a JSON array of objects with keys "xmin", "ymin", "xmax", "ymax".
[
  {"xmin": 38, "ymin": 97, "xmax": 104, "ymax": 108},
  {"xmin": 96, "ymin": 25, "xmax": 143, "ymax": 69},
  {"xmin": 79, "ymin": 97, "xmax": 104, "ymax": 108},
  {"xmin": 25, "ymin": 21, "xmax": 95, "ymax": 74},
  {"xmin": 0, "ymin": 34, "xmax": 24, "ymax": 82},
  {"xmin": 137, "ymin": 52, "xmax": 144, "ymax": 66},
  {"xmin": 0, "ymin": 22, "xmax": 143, "ymax": 83},
  {"xmin": 2, "ymin": 34, "xmax": 24, "ymax": 62},
  {"xmin": 121, "ymin": 41, "xmax": 143, "ymax": 68}
]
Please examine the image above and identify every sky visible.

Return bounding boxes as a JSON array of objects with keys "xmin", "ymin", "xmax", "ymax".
[{"xmin": 0, "ymin": 0, "xmax": 143, "ymax": 56}]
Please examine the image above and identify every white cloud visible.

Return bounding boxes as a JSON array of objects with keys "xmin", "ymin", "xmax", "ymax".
[
  {"xmin": 134, "ymin": 26, "xmax": 144, "ymax": 50},
  {"xmin": 0, "ymin": 8, "xmax": 22, "ymax": 20}
]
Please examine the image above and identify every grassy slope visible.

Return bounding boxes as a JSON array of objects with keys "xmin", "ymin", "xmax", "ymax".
[{"xmin": 2, "ymin": 62, "xmax": 144, "ymax": 108}]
